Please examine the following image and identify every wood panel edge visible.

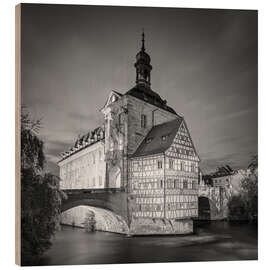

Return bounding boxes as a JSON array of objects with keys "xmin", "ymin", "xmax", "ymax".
[{"xmin": 15, "ymin": 3, "xmax": 21, "ymax": 266}]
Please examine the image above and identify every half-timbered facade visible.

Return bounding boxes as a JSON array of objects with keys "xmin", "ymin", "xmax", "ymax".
[{"xmin": 128, "ymin": 118, "xmax": 200, "ymax": 234}]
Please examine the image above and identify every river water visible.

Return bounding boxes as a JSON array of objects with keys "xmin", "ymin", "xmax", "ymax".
[{"xmin": 40, "ymin": 221, "xmax": 257, "ymax": 265}]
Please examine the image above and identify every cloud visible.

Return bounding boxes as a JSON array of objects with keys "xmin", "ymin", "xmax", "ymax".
[
  {"xmin": 211, "ymin": 108, "xmax": 255, "ymax": 123},
  {"xmin": 21, "ymin": 6, "xmax": 257, "ymax": 176}
]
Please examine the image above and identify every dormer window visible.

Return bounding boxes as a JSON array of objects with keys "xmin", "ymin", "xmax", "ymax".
[{"xmin": 161, "ymin": 133, "xmax": 170, "ymax": 141}]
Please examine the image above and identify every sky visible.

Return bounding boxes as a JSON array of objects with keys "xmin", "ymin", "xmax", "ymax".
[{"xmin": 21, "ymin": 4, "xmax": 258, "ymax": 175}]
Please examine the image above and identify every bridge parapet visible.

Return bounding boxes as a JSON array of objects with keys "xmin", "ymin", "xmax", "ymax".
[{"xmin": 62, "ymin": 187, "xmax": 125, "ymax": 195}]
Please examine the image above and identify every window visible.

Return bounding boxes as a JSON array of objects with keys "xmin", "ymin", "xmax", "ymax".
[
  {"xmin": 99, "ymin": 150, "xmax": 102, "ymax": 161},
  {"xmin": 119, "ymin": 113, "xmax": 124, "ymax": 132},
  {"xmin": 192, "ymin": 181, "xmax": 196, "ymax": 189},
  {"xmin": 99, "ymin": 176, "xmax": 102, "ymax": 186},
  {"xmin": 158, "ymin": 160, "xmax": 163, "ymax": 169},
  {"xmin": 169, "ymin": 159, "xmax": 174, "ymax": 169},
  {"xmin": 141, "ymin": 114, "xmax": 147, "ymax": 128},
  {"xmin": 191, "ymin": 163, "xmax": 195, "ymax": 172},
  {"xmin": 180, "ymin": 162, "xmax": 185, "ymax": 171},
  {"xmin": 183, "ymin": 180, "xmax": 188, "ymax": 189},
  {"xmin": 92, "ymin": 153, "xmax": 95, "ymax": 164},
  {"xmin": 160, "ymin": 180, "xmax": 163, "ymax": 188},
  {"xmin": 161, "ymin": 133, "xmax": 170, "ymax": 142},
  {"xmin": 93, "ymin": 177, "xmax": 96, "ymax": 187},
  {"xmin": 152, "ymin": 110, "xmax": 155, "ymax": 126}
]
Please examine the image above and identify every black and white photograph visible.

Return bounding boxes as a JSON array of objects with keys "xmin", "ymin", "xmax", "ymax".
[{"xmin": 16, "ymin": 3, "xmax": 258, "ymax": 266}]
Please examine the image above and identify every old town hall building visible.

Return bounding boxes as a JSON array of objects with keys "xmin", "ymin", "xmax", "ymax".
[{"xmin": 58, "ymin": 32, "xmax": 200, "ymax": 234}]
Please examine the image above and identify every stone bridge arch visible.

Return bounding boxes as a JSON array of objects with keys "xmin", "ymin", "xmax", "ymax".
[
  {"xmin": 60, "ymin": 188, "xmax": 130, "ymax": 234},
  {"xmin": 198, "ymin": 185, "xmax": 226, "ymax": 220},
  {"xmin": 198, "ymin": 196, "xmax": 220, "ymax": 220}
]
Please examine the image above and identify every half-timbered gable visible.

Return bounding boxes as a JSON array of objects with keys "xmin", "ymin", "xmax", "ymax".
[
  {"xmin": 164, "ymin": 120, "xmax": 200, "ymax": 220},
  {"xmin": 129, "ymin": 118, "xmax": 199, "ymax": 223}
]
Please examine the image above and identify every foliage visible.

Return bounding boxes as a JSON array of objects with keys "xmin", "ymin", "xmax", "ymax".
[
  {"xmin": 248, "ymin": 155, "xmax": 258, "ymax": 174},
  {"xmin": 21, "ymin": 107, "xmax": 66, "ymax": 265},
  {"xmin": 240, "ymin": 174, "xmax": 258, "ymax": 222},
  {"xmin": 227, "ymin": 195, "xmax": 248, "ymax": 221},
  {"xmin": 228, "ymin": 156, "xmax": 258, "ymax": 223},
  {"xmin": 83, "ymin": 211, "xmax": 96, "ymax": 232}
]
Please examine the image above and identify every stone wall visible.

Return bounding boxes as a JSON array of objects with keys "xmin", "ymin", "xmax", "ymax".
[
  {"xmin": 61, "ymin": 206, "xmax": 129, "ymax": 234},
  {"xmin": 130, "ymin": 218, "xmax": 193, "ymax": 235}
]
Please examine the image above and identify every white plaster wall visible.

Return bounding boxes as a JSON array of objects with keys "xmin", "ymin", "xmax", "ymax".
[{"xmin": 59, "ymin": 142, "xmax": 106, "ymax": 189}]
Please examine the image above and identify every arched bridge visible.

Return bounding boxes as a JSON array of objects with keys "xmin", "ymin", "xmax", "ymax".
[
  {"xmin": 61, "ymin": 188, "xmax": 130, "ymax": 225},
  {"xmin": 198, "ymin": 185, "xmax": 230, "ymax": 220},
  {"xmin": 61, "ymin": 185, "xmax": 231, "ymax": 230}
]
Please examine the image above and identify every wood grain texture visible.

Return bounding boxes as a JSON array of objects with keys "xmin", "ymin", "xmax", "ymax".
[{"xmin": 15, "ymin": 3, "xmax": 21, "ymax": 266}]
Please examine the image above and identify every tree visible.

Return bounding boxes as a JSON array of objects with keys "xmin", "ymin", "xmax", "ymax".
[
  {"xmin": 21, "ymin": 107, "xmax": 66, "ymax": 265},
  {"xmin": 83, "ymin": 210, "xmax": 96, "ymax": 232},
  {"xmin": 228, "ymin": 156, "xmax": 258, "ymax": 223},
  {"xmin": 248, "ymin": 155, "xmax": 258, "ymax": 174},
  {"xmin": 240, "ymin": 174, "xmax": 258, "ymax": 222},
  {"xmin": 227, "ymin": 195, "xmax": 248, "ymax": 221}
]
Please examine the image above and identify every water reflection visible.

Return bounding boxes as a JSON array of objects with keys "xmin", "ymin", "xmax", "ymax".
[{"xmin": 40, "ymin": 221, "xmax": 257, "ymax": 265}]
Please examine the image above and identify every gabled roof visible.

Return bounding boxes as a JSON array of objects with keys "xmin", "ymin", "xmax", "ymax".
[
  {"xmin": 131, "ymin": 118, "xmax": 182, "ymax": 158},
  {"xmin": 101, "ymin": 90, "xmax": 123, "ymax": 111},
  {"xmin": 125, "ymin": 84, "xmax": 178, "ymax": 115}
]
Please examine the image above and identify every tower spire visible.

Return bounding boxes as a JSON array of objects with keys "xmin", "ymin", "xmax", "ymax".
[
  {"xmin": 135, "ymin": 29, "xmax": 152, "ymax": 87},
  {"xmin": 141, "ymin": 28, "xmax": 145, "ymax": 51}
]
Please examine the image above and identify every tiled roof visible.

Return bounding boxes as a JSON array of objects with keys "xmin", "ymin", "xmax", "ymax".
[
  {"xmin": 131, "ymin": 118, "xmax": 182, "ymax": 158},
  {"xmin": 58, "ymin": 126, "xmax": 104, "ymax": 162},
  {"xmin": 210, "ymin": 166, "xmax": 235, "ymax": 178},
  {"xmin": 125, "ymin": 84, "xmax": 178, "ymax": 115}
]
